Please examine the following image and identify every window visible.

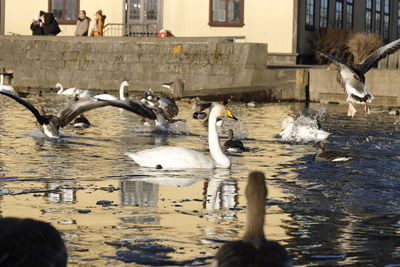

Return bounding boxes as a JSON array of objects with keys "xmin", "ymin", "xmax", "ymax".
[
  {"xmin": 375, "ymin": 0, "xmax": 381, "ymax": 34},
  {"xmin": 305, "ymin": 0, "xmax": 315, "ymax": 30},
  {"xmin": 346, "ymin": 0, "xmax": 354, "ymax": 29},
  {"xmin": 49, "ymin": 0, "xmax": 79, "ymax": 24},
  {"xmin": 320, "ymin": 0, "xmax": 329, "ymax": 28},
  {"xmin": 366, "ymin": 0, "xmax": 373, "ymax": 32},
  {"xmin": 383, "ymin": 0, "xmax": 390, "ymax": 39},
  {"xmin": 398, "ymin": 0, "xmax": 400, "ymax": 37},
  {"xmin": 334, "ymin": 0, "xmax": 344, "ymax": 29},
  {"xmin": 209, "ymin": 0, "xmax": 244, "ymax": 27}
]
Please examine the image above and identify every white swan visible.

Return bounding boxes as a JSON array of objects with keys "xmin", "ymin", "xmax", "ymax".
[
  {"xmin": 125, "ymin": 104, "xmax": 237, "ymax": 169},
  {"xmin": 279, "ymin": 116, "xmax": 330, "ymax": 143},
  {"xmin": 94, "ymin": 81, "xmax": 129, "ymax": 101},
  {"xmin": 0, "ymin": 74, "xmax": 15, "ymax": 94},
  {"xmin": 55, "ymin": 83, "xmax": 78, "ymax": 95}
]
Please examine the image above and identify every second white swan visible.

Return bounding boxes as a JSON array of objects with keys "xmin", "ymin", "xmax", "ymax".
[{"xmin": 124, "ymin": 103, "xmax": 237, "ymax": 169}]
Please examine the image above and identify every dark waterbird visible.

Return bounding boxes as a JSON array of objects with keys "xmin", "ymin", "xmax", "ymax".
[
  {"xmin": 213, "ymin": 171, "xmax": 291, "ymax": 267},
  {"xmin": 318, "ymin": 38, "xmax": 400, "ymax": 117},
  {"xmin": 0, "ymin": 90, "xmax": 159, "ymax": 138},
  {"xmin": 0, "ymin": 217, "xmax": 67, "ymax": 267},
  {"xmin": 313, "ymin": 141, "xmax": 352, "ymax": 162}
]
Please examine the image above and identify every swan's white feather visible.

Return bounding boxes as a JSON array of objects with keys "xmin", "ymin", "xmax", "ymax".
[
  {"xmin": 125, "ymin": 146, "xmax": 215, "ymax": 169},
  {"xmin": 93, "ymin": 94, "xmax": 118, "ymax": 101}
]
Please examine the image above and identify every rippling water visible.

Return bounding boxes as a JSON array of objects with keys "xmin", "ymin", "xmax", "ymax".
[{"xmin": 1, "ymin": 93, "xmax": 400, "ymax": 266}]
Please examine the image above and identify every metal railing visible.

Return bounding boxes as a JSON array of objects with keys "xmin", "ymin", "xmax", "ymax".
[{"xmin": 103, "ymin": 23, "xmax": 159, "ymax": 37}]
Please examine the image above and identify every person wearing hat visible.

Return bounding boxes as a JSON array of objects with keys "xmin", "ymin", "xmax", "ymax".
[{"xmin": 30, "ymin": 15, "xmax": 44, "ymax": 35}]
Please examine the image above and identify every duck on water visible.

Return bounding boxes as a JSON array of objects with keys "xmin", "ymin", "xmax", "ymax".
[{"xmin": 212, "ymin": 171, "xmax": 291, "ymax": 267}]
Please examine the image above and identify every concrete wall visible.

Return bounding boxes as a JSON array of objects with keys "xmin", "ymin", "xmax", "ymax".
[
  {"xmin": 0, "ymin": 36, "xmax": 302, "ymax": 99},
  {"xmin": 3, "ymin": 0, "xmax": 123, "ymax": 36},
  {"xmin": 309, "ymin": 68, "xmax": 400, "ymax": 107},
  {"xmin": 163, "ymin": 0, "xmax": 295, "ymax": 53}
]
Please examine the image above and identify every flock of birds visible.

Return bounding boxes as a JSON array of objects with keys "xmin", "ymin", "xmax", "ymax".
[{"xmin": 1, "ymin": 37, "xmax": 400, "ymax": 266}]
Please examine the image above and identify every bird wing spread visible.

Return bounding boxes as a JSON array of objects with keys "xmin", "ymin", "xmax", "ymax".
[
  {"xmin": 354, "ymin": 38, "xmax": 400, "ymax": 74},
  {"xmin": 0, "ymin": 90, "xmax": 46, "ymax": 124}
]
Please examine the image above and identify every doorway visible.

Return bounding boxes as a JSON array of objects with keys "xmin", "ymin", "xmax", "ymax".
[{"xmin": 125, "ymin": 0, "xmax": 163, "ymax": 36}]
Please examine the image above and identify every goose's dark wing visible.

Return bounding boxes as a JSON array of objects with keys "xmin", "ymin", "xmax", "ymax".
[
  {"xmin": 55, "ymin": 100, "xmax": 113, "ymax": 127},
  {"xmin": 157, "ymin": 97, "xmax": 178, "ymax": 120},
  {"xmin": 107, "ymin": 100, "xmax": 157, "ymax": 120},
  {"xmin": 0, "ymin": 90, "xmax": 46, "ymax": 124},
  {"xmin": 318, "ymin": 51, "xmax": 351, "ymax": 69},
  {"xmin": 354, "ymin": 38, "xmax": 400, "ymax": 74}
]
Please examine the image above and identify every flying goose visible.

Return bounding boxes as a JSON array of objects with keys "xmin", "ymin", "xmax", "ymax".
[
  {"xmin": 125, "ymin": 104, "xmax": 237, "ymax": 169},
  {"xmin": 319, "ymin": 38, "xmax": 400, "ymax": 117},
  {"xmin": 0, "ymin": 217, "xmax": 67, "ymax": 267},
  {"xmin": 93, "ymin": 81, "xmax": 129, "ymax": 101},
  {"xmin": 213, "ymin": 171, "xmax": 291, "ymax": 267},
  {"xmin": 0, "ymin": 90, "xmax": 156, "ymax": 138},
  {"xmin": 224, "ymin": 129, "xmax": 245, "ymax": 152},
  {"xmin": 313, "ymin": 141, "xmax": 352, "ymax": 162}
]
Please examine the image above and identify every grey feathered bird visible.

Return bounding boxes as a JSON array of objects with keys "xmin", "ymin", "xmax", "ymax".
[
  {"xmin": 0, "ymin": 90, "xmax": 157, "ymax": 138},
  {"xmin": 319, "ymin": 38, "xmax": 400, "ymax": 117}
]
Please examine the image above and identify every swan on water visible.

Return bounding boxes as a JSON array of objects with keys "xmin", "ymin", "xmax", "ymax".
[
  {"xmin": 124, "ymin": 103, "xmax": 238, "ymax": 169},
  {"xmin": 55, "ymin": 83, "xmax": 77, "ymax": 95},
  {"xmin": 93, "ymin": 81, "xmax": 129, "ymax": 101},
  {"xmin": 279, "ymin": 115, "xmax": 329, "ymax": 143}
]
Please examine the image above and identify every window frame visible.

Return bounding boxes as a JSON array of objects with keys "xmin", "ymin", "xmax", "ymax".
[
  {"xmin": 346, "ymin": 0, "xmax": 354, "ymax": 30},
  {"xmin": 209, "ymin": 0, "xmax": 244, "ymax": 27},
  {"xmin": 397, "ymin": 0, "xmax": 400, "ymax": 38},
  {"xmin": 366, "ymin": 0, "xmax": 373, "ymax": 32},
  {"xmin": 383, "ymin": 0, "xmax": 390, "ymax": 39},
  {"xmin": 48, "ymin": 0, "xmax": 80, "ymax": 25},
  {"xmin": 334, "ymin": 0, "xmax": 344, "ymax": 29},
  {"xmin": 305, "ymin": 0, "xmax": 316, "ymax": 30},
  {"xmin": 375, "ymin": 0, "xmax": 382, "ymax": 34},
  {"xmin": 319, "ymin": 0, "xmax": 329, "ymax": 28}
]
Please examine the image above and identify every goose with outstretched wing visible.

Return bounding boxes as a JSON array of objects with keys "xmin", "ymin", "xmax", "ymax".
[
  {"xmin": 0, "ymin": 90, "xmax": 157, "ymax": 138},
  {"xmin": 318, "ymin": 38, "xmax": 400, "ymax": 117}
]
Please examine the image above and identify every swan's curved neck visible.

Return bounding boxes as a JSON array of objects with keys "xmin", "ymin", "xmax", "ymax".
[
  {"xmin": 57, "ymin": 85, "xmax": 64, "ymax": 94},
  {"xmin": 119, "ymin": 84, "xmax": 126, "ymax": 100},
  {"xmin": 208, "ymin": 110, "xmax": 231, "ymax": 168}
]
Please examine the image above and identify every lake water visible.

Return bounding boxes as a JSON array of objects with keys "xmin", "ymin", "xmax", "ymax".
[{"xmin": 1, "ymin": 93, "xmax": 400, "ymax": 266}]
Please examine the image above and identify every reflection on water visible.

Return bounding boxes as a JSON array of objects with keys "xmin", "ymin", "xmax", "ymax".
[{"xmin": 1, "ymin": 94, "xmax": 400, "ymax": 265}]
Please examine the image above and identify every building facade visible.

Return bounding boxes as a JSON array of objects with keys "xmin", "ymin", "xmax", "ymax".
[{"xmin": 0, "ymin": 1, "xmax": 400, "ymax": 62}]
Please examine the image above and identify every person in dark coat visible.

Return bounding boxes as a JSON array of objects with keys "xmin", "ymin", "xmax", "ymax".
[
  {"xmin": 30, "ymin": 16, "xmax": 44, "ymax": 35},
  {"xmin": 39, "ymin": 10, "xmax": 61, "ymax": 36}
]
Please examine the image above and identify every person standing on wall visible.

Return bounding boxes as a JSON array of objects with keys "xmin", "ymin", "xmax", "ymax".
[
  {"xmin": 39, "ymin": 10, "xmax": 61, "ymax": 36},
  {"xmin": 91, "ymin": 10, "xmax": 106, "ymax": 36},
  {"xmin": 75, "ymin": 10, "xmax": 91, "ymax": 36},
  {"xmin": 30, "ymin": 16, "xmax": 44, "ymax": 35}
]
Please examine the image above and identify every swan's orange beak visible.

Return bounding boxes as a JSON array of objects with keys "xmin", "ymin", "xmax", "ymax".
[{"xmin": 226, "ymin": 109, "xmax": 238, "ymax": 120}]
